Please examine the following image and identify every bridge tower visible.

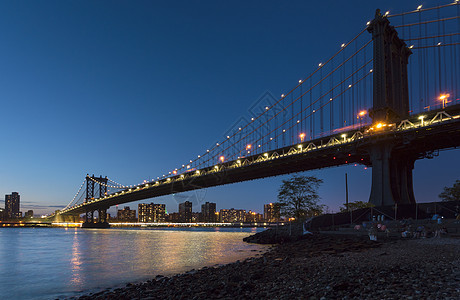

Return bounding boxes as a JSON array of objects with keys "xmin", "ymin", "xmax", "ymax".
[
  {"xmin": 83, "ymin": 174, "xmax": 110, "ymax": 228},
  {"xmin": 367, "ymin": 9, "xmax": 415, "ymax": 206}
]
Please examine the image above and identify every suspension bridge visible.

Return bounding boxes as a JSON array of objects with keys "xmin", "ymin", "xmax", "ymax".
[{"xmin": 50, "ymin": 3, "xmax": 460, "ymax": 227}]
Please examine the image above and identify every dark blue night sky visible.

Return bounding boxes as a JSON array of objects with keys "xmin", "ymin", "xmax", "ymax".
[{"xmin": 0, "ymin": 0, "xmax": 458, "ymax": 216}]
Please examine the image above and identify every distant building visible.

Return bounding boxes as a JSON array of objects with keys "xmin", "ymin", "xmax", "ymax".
[
  {"xmin": 191, "ymin": 212, "xmax": 201, "ymax": 222},
  {"xmin": 179, "ymin": 201, "xmax": 193, "ymax": 222},
  {"xmin": 24, "ymin": 210, "xmax": 34, "ymax": 218},
  {"xmin": 5, "ymin": 192, "xmax": 21, "ymax": 219},
  {"xmin": 201, "ymin": 202, "xmax": 217, "ymax": 222},
  {"xmin": 166, "ymin": 212, "xmax": 180, "ymax": 222},
  {"xmin": 245, "ymin": 210, "xmax": 264, "ymax": 223},
  {"xmin": 0, "ymin": 208, "xmax": 5, "ymax": 221},
  {"xmin": 264, "ymin": 203, "xmax": 280, "ymax": 222},
  {"xmin": 219, "ymin": 208, "xmax": 246, "ymax": 223},
  {"xmin": 138, "ymin": 203, "xmax": 165, "ymax": 223},
  {"xmin": 117, "ymin": 206, "xmax": 137, "ymax": 222}
]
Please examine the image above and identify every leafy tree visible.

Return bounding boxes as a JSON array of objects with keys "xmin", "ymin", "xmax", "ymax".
[
  {"xmin": 439, "ymin": 180, "xmax": 460, "ymax": 201},
  {"xmin": 339, "ymin": 201, "xmax": 374, "ymax": 212},
  {"xmin": 276, "ymin": 175, "xmax": 323, "ymax": 220}
]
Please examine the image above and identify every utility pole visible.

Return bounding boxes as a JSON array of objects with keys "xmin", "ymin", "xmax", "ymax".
[
  {"xmin": 346, "ymin": 173, "xmax": 352, "ymax": 224},
  {"xmin": 345, "ymin": 173, "xmax": 349, "ymax": 211}
]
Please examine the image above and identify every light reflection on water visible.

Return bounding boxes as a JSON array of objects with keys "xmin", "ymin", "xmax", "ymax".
[{"xmin": 0, "ymin": 227, "xmax": 267, "ymax": 300}]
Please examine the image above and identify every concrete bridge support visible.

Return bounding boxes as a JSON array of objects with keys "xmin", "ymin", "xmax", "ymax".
[
  {"xmin": 367, "ymin": 9, "xmax": 415, "ymax": 206},
  {"xmin": 63, "ymin": 215, "xmax": 77, "ymax": 223},
  {"xmin": 82, "ymin": 208, "xmax": 110, "ymax": 228},
  {"xmin": 368, "ymin": 144, "xmax": 416, "ymax": 206},
  {"xmin": 85, "ymin": 210, "xmax": 94, "ymax": 223},
  {"xmin": 98, "ymin": 208, "xmax": 108, "ymax": 223}
]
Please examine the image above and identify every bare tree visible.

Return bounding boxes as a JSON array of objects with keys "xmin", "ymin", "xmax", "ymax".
[{"xmin": 276, "ymin": 175, "xmax": 323, "ymax": 220}]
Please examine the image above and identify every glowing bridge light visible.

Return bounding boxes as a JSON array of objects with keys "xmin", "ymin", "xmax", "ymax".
[
  {"xmin": 318, "ymin": 63, "xmax": 322, "ymax": 67},
  {"xmin": 219, "ymin": 156, "xmax": 225, "ymax": 162},
  {"xmin": 366, "ymin": 21, "xmax": 370, "ymax": 26},
  {"xmin": 246, "ymin": 144, "xmax": 252, "ymax": 150},
  {"xmin": 299, "ymin": 133, "xmax": 306, "ymax": 141},
  {"xmin": 358, "ymin": 110, "xmax": 367, "ymax": 117},
  {"xmin": 409, "ymin": 45, "xmax": 414, "ymax": 49},
  {"xmin": 341, "ymin": 43, "xmax": 346, "ymax": 48},
  {"xmin": 439, "ymin": 93, "xmax": 450, "ymax": 108},
  {"xmin": 385, "ymin": 11, "xmax": 389, "ymax": 16},
  {"xmin": 264, "ymin": 153, "xmax": 269, "ymax": 157},
  {"xmin": 417, "ymin": 5, "xmax": 422, "ymax": 10},
  {"xmin": 299, "ymin": 79, "xmax": 302, "ymax": 83},
  {"xmin": 439, "ymin": 94, "xmax": 450, "ymax": 100},
  {"xmin": 375, "ymin": 123, "xmax": 384, "ymax": 129}
]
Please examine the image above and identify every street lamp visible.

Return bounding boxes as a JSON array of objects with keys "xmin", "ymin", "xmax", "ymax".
[
  {"xmin": 299, "ymin": 133, "xmax": 306, "ymax": 142},
  {"xmin": 439, "ymin": 93, "xmax": 450, "ymax": 109},
  {"xmin": 357, "ymin": 110, "xmax": 367, "ymax": 126}
]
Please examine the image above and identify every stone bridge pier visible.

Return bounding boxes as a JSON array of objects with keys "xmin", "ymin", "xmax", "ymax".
[{"xmin": 367, "ymin": 10, "xmax": 415, "ymax": 206}]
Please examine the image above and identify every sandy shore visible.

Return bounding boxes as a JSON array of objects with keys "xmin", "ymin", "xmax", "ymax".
[{"xmin": 72, "ymin": 233, "xmax": 459, "ymax": 299}]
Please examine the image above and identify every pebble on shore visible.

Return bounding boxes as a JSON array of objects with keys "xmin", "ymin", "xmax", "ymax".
[{"xmin": 73, "ymin": 234, "xmax": 460, "ymax": 300}]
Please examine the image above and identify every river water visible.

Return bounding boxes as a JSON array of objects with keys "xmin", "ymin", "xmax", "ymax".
[{"xmin": 0, "ymin": 227, "xmax": 267, "ymax": 299}]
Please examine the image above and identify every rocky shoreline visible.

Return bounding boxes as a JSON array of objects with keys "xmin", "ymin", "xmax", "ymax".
[{"xmin": 72, "ymin": 232, "xmax": 459, "ymax": 299}]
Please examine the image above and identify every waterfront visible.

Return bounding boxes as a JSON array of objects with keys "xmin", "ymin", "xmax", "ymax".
[
  {"xmin": 0, "ymin": 227, "xmax": 267, "ymax": 300},
  {"xmin": 76, "ymin": 234, "xmax": 460, "ymax": 299}
]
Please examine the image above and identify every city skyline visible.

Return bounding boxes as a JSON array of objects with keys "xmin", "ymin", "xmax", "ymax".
[{"xmin": 1, "ymin": 0, "xmax": 459, "ymax": 216}]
